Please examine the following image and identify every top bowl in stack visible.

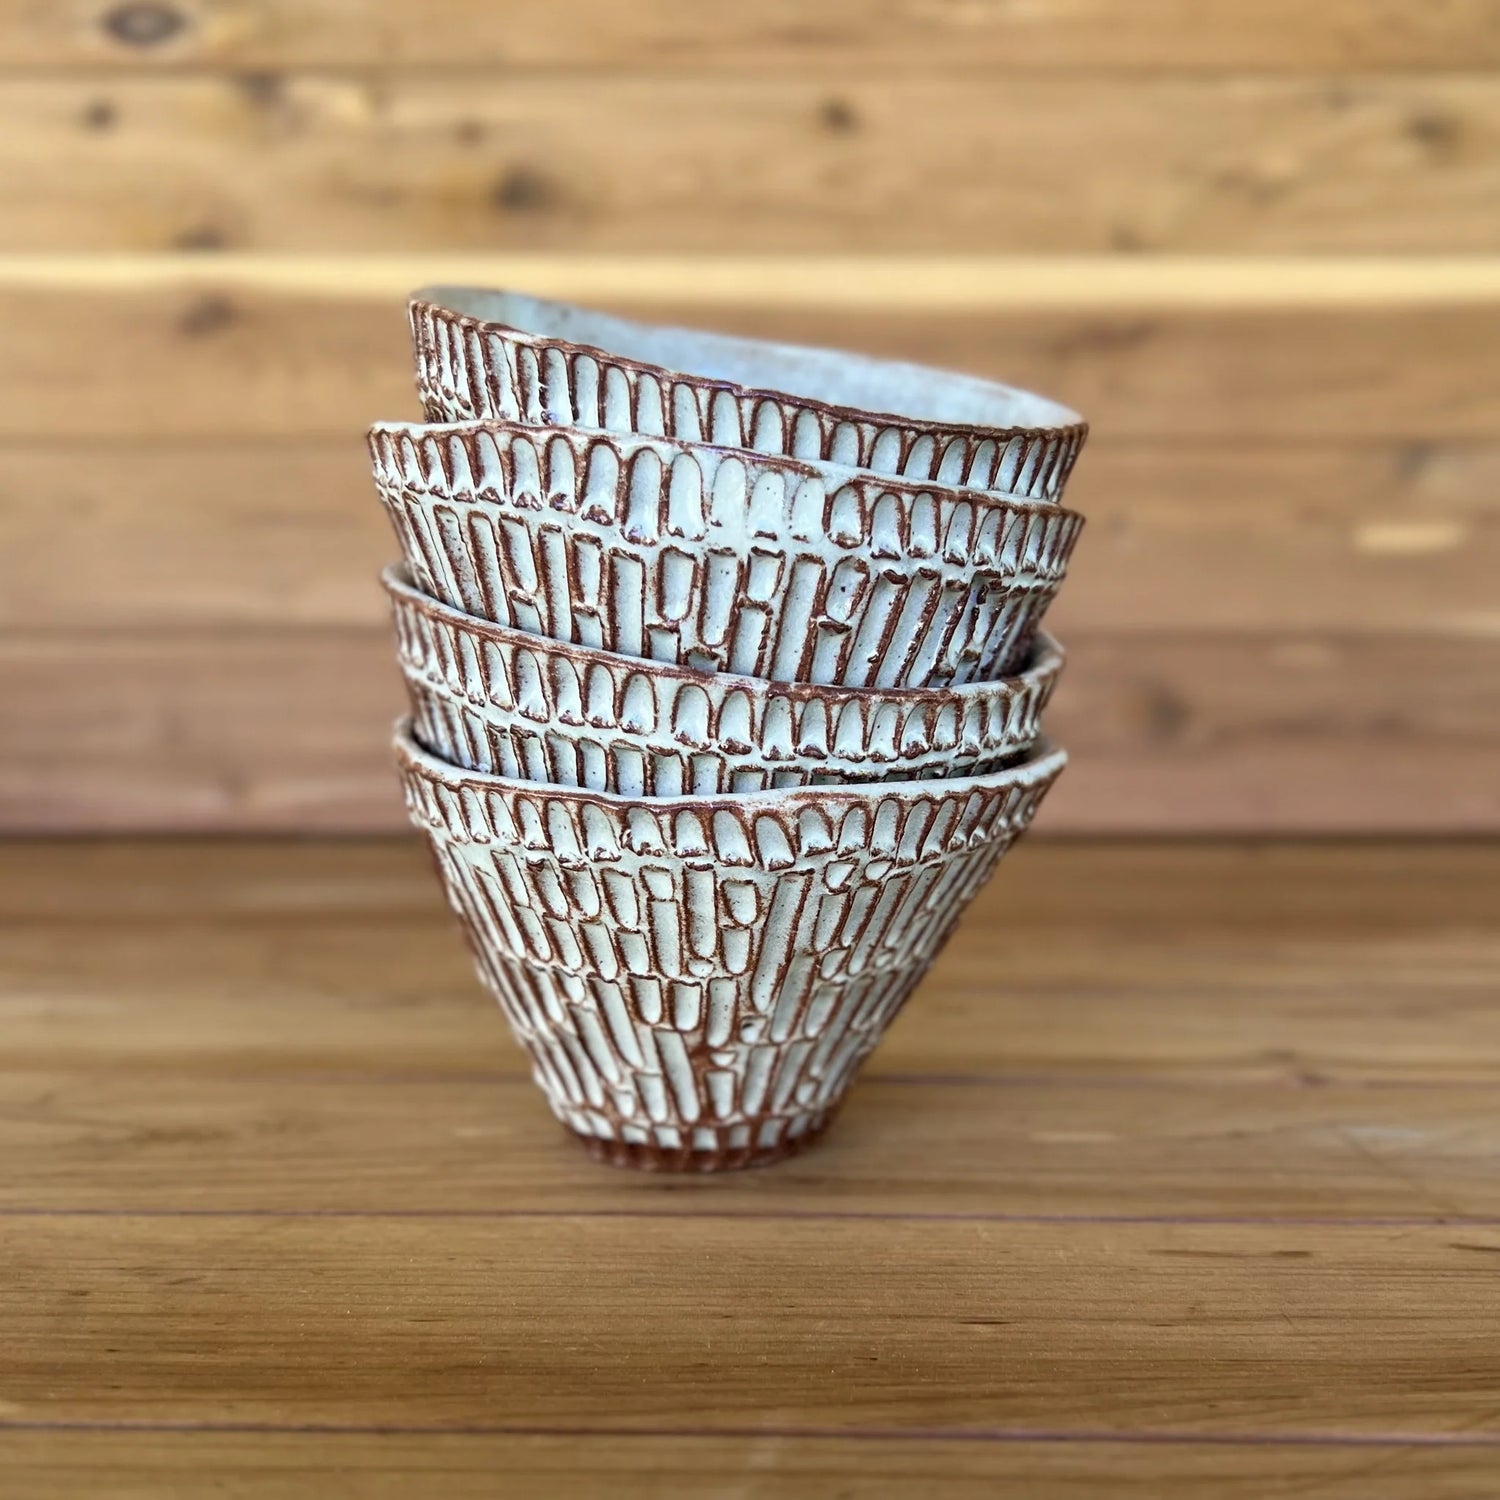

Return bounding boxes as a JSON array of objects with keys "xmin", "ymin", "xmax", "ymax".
[
  {"xmin": 410, "ymin": 287, "xmax": 1087, "ymax": 500},
  {"xmin": 372, "ymin": 287, "xmax": 1086, "ymax": 1171}
]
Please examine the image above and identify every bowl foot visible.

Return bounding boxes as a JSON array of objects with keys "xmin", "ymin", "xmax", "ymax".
[{"xmin": 571, "ymin": 1110, "xmax": 836, "ymax": 1173}]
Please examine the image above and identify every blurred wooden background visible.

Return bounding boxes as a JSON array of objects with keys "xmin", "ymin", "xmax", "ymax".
[{"xmin": 1, "ymin": 0, "xmax": 1496, "ymax": 833}]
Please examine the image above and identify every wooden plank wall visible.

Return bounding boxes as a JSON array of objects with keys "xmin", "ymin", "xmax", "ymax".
[{"xmin": 0, "ymin": 2, "xmax": 1496, "ymax": 833}]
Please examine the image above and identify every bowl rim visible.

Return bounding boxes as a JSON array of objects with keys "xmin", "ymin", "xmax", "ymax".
[
  {"xmin": 382, "ymin": 562, "xmax": 1065, "ymax": 706},
  {"xmin": 395, "ymin": 716, "xmax": 1067, "ymax": 811},
  {"xmin": 368, "ymin": 416, "xmax": 1086, "ymax": 529},
  {"xmin": 411, "ymin": 286, "xmax": 1087, "ymax": 444}
]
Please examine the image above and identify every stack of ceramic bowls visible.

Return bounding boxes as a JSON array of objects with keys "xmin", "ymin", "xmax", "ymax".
[{"xmin": 370, "ymin": 288, "xmax": 1087, "ymax": 1172}]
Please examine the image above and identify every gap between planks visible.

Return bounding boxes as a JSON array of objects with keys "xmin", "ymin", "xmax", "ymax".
[
  {"xmin": 2, "ymin": 1210, "xmax": 1500, "ymax": 1227},
  {"xmin": 4, "ymin": 1419, "xmax": 1500, "ymax": 1447},
  {"xmin": 1, "ymin": 1428, "xmax": 1498, "ymax": 1500}
]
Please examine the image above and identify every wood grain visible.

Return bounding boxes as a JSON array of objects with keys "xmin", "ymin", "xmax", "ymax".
[
  {"xmin": 8, "ymin": 274, "xmax": 1500, "ymax": 441},
  {"xmin": 2, "ymin": 625, "xmax": 1494, "ymax": 833},
  {"xmin": 8, "ymin": 0, "xmax": 1500, "ymax": 71},
  {"xmin": 3, "ymin": 838, "xmax": 1498, "ymax": 1487},
  {"xmin": 8, "ymin": 1067, "xmax": 1500, "ymax": 1220},
  {"xmin": 1, "ymin": 1430, "xmax": 1492, "ymax": 1500},
  {"xmin": 5, "ymin": 437, "xmax": 1496, "ymax": 633},
  {"xmin": 4, "ymin": 841, "xmax": 1497, "ymax": 1083},
  {"xmin": 3, "ymin": 75, "xmax": 1499, "ymax": 252},
  {"xmin": 6, "ymin": 1214, "xmax": 1500, "ymax": 1433},
  {"xmin": 0, "ymin": 627, "xmax": 401, "ymax": 832}
]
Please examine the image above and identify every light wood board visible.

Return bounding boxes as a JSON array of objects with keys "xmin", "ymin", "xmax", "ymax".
[
  {"xmin": 6, "ymin": 0, "xmax": 1500, "ymax": 71},
  {"xmin": 2, "ymin": 75, "xmax": 1499, "ymax": 253},
  {"xmin": 2, "ymin": 838, "xmax": 1499, "ymax": 1489}
]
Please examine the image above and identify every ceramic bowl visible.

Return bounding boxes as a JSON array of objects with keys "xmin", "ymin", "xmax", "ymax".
[
  {"xmin": 369, "ymin": 421, "xmax": 1082, "ymax": 688},
  {"xmin": 385, "ymin": 564, "xmax": 1063, "ymax": 795},
  {"xmin": 397, "ymin": 721, "xmax": 1066, "ymax": 1170},
  {"xmin": 411, "ymin": 288, "xmax": 1087, "ymax": 501}
]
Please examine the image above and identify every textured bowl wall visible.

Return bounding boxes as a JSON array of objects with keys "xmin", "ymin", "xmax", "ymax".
[
  {"xmin": 370, "ymin": 422, "xmax": 1082, "ymax": 687},
  {"xmin": 386, "ymin": 565, "xmax": 1063, "ymax": 794},
  {"xmin": 411, "ymin": 290, "xmax": 1087, "ymax": 501},
  {"xmin": 397, "ymin": 725, "xmax": 1066, "ymax": 1170}
]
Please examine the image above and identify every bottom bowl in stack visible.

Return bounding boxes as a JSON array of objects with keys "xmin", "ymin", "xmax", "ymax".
[{"xmin": 396, "ymin": 725, "xmax": 1065, "ymax": 1170}]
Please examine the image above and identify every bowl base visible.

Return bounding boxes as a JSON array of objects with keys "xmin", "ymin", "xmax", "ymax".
[{"xmin": 571, "ymin": 1110, "xmax": 836, "ymax": 1173}]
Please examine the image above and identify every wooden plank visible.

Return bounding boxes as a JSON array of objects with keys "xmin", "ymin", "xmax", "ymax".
[
  {"xmin": 4, "ymin": 1214, "xmax": 1500, "ymax": 1433},
  {"xmin": 3, "ymin": 75, "xmax": 1500, "ymax": 253},
  {"xmin": 10, "ymin": 836, "xmax": 1499, "ymax": 924},
  {"xmin": 7, "ymin": 0, "xmax": 1500, "ymax": 72},
  {"xmin": 7, "ymin": 1067, "xmax": 1500, "ymax": 1220},
  {"xmin": 1, "ymin": 625, "xmax": 1494, "ymax": 833},
  {"xmin": 0, "ymin": 1432, "xmax": 1494, "ymax": 1500},
  {"xmin": 1044, "ymin": 630, "xmax": 1500, "ymax": 833},
  {"xmin": 5, "ymin": 436, "xmax": 1497, "ymax": 634},
  {"xmin": 3, "ymin": 841, "xmax": 1498, "ymax": 1083},
  {"xmin": 0, "ymin": 628, "xmax": 403, "ymax": 832},
  {"xmin": 4, "ymin": 840, "xmax": 1496, "ymax": 1482},
  {"xmin": 0, "ymin": 438, "xmax": 387, "ymax": 628},
  {"xmin": 7, "ymin": 837, "xmax": 1496, "ymax": 929},
  {"xmin": 0, "ymin": 834, "xmax": 437, "ymax": 918},
  {"xmin": 7, "ymin": 273, "xmax": 1500, "ymax": 441},
  {"xmin": 1056, "ymin": 441, "xmax": 1500, "ymax": 636}
]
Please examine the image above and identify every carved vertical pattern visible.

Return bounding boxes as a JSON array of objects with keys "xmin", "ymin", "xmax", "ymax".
[
  {"xmin": 386, "ymin": 567, "xmax": 1063, "ymax": 792},
  {"xmin": 397, "ymin": 730, "xmax": 1066, "ymax": 1170},
  {"xmin": 370, "ymin": 423, "xmax": 1083, "ymax": 687}
]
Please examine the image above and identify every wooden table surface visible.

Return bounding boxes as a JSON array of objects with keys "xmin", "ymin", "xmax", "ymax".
[{"xmin": 2, "ymin": 837, "xmax": 1498, "ymax": 1497}]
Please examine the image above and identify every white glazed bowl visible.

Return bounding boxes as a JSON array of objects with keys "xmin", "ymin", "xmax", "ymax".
[
  {"xmin": 385, "ymin": 564, "xmax": 1063, "ymax": 795},
  {"xmin": 411, "ymin": 288, "xmax": 1087, "ymax": 501},
  {"xmin": 397, "ymin": 721, "xmax": 1067, "ymax": 1170},
  {"xmin": 369, "ymin": 420, "xmax": 1083, "ymax": 688}
]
